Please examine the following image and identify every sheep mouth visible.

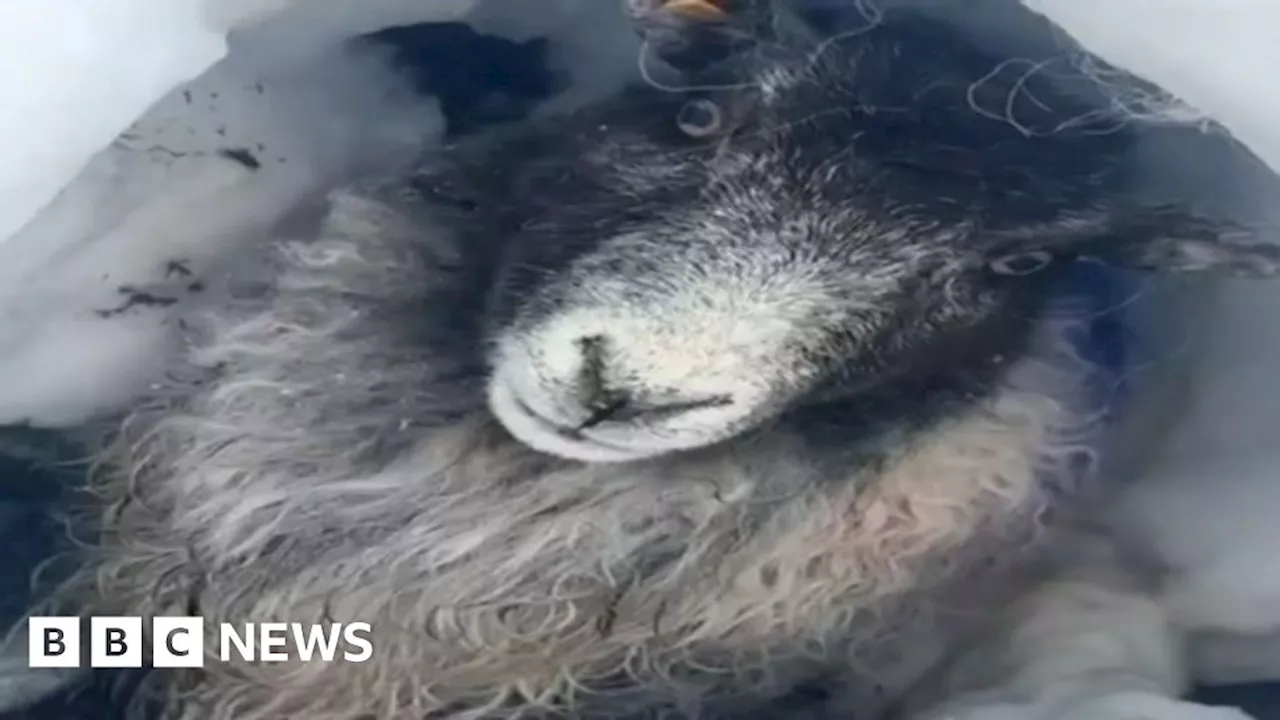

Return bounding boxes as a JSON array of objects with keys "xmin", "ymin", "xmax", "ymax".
[{"xmin": 487, "ymin": 377, "xmax": 666, "ymax": 463}]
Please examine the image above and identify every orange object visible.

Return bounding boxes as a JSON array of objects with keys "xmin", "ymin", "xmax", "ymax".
[{"xmin": 662, "ymin": 0, "xmax": 730, "ymax": 20}]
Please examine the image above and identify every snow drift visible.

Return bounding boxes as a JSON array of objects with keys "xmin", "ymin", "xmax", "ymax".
[
  {"xmin": 0, "ymin": 0, "xmax": 228, "ymax": 246},
  {"xmin": 1023, "ymin": 0, "xmax": 1280, "ymax": 686},
  {"xmin": 0, "ymin": 0, "xmax": 638, "ymax": 426},
  {"xmin": 0, "ymin": 39, "xmax": 444, "ymax": 426}
]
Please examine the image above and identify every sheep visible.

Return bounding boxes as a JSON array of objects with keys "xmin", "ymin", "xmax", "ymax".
[{"xmin": 51, "ymin": 0, "xmax": 1280, "ymax": 718}]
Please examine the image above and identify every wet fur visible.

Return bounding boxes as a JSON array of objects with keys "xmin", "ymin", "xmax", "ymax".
[{"xmin": 52, "ymin": 5, "xmax": 1272, "ymax": 720}]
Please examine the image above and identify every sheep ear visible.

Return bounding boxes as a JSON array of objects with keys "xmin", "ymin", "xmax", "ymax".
[{"xmin": 1092, "ymin": 208, "xmax": 1280, "ymax": 278}]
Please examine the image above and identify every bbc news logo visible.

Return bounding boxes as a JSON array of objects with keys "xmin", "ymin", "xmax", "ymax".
[{"xmin": 28, "ymin": 617, "xmax": 373, "ymax": 668}]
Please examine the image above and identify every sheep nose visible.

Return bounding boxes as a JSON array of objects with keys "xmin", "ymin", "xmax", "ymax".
[{"xmin": 573, "ymin": 335, "xmax": 732, "ymax": 429}]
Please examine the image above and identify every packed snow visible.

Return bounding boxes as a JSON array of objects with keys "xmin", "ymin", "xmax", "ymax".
[
  {"xmin": 1025, "ymin": 0, "xmax": 1280, "ymax": 174},
  {"xmin": 0, "ymin": 0, "xmax": 637, "ymax": 426},
  {"xmin": 0, "ymin": 0, "xmax": 227, "ymax": 246},
  {"xmin": 1022, "ymin": 0, "xmax": 1280, "ymax": 686},
  {"xmin": 0, "ymin": 38, "xmax": 445, "ymax": 425}
]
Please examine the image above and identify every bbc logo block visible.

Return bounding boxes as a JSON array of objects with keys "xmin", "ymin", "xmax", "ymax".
[
  {"xmin": 89, "ymin": 617, "xmax": 142, "ymax": 667},
  {"xmin": 153, "ymin": 617, "xmax": 204, "ymax": 668},
  {"xmin": 28, "ymin": 616, "xmax": 373, "ymax": 667},
  {"xmin": 27, "ymin": 617, "xmax": 79, "ymax": 668},
  {"xmin": 28, "ymin": 616, "xmax": 191, "ymax": 669}
]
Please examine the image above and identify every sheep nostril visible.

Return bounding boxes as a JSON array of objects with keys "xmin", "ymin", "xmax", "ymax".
[
  {"xmin": 571, "ymin": 334, "xmax": 735, "ymax": 429},
  {"xmin": 575, "ymin": 334, "xmax": 612, "ymax": 406}
]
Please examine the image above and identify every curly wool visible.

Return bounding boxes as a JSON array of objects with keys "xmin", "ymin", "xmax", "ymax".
[{"xmin": 61, "ymin": 189, "xmax": 1119, "ymax": 720}]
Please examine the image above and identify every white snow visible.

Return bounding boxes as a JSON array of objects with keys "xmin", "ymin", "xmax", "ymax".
[
  {"xmin": 0, "ymin": 0, "xmax": 638, "ymax": 426},
  {"xmin": 0, "ymin": 38, "xmax": 444, "ymax": 426},
  {"xmin": 1024, "ymin": 0, "xmax": 1280, "ymax": 685},
  {"xmin": 0, "ymin": 0, "xmax": 482, "ymax": 248},
  {"xmin": 1105, "ymin": 274, "xmax": 1280, "ymax": 685},
  {"xmin": 0, "ymin": 0, "xmax": 227, "ymax": 246},
  {"xmin": 224, "ymin": 0, "xmax": 478, "ymax": 64},
  {"xmin": 1024, "ymin": 1, "xmax": 1280, "ymax": 175}
]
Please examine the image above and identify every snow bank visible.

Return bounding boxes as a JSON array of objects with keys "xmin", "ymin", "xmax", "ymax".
[
  {"xmin": 0, "ymin": 0, "xmax": 639, "ymax": 427},
  {"xmin": 0, "ymin": 0, "xmax": 226, "ymax": 246},
  {"xmin": 0, "ymin": 38, "xmax": 443, "ymax": 426},
  {"xmin": 1022, "ymin": 0, "xmax": 1280, "ymax": 682},
  {"xmin": 0, "ymin": 0, "xmax": 638, "ymax": 252},
  {"xmin": 1023, "ymin": 0, "xmax": 1280, "ymax": 175},
  {"xmin": 0, "ymin": 0, "xmax": 483, "ymax": 247}
]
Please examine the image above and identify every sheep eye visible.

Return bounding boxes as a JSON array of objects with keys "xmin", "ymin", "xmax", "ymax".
[
  {"xmin": 676, "ymin": 98, "xmax": 723, "ymax": 137},
  {"xmin": 987, "ymin": 250, "xmax": 1055, "ymax": 276}
]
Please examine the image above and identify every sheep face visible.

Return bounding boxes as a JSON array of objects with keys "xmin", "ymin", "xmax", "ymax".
[
  {"xmin": 423, "ymin": 0, "xmax": 1280, "ymax": 464},
  {"xmin": 480, "ymin": 97, "xmax": 1025, "ymax": 464}
]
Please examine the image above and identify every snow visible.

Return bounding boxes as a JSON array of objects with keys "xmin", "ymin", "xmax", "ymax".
[
  {"xmin": 0, "ymin": 0, "xmax": 489, "ymax": 248},
  {"xmin": 0, "ymin": 0, "xmax": 226, "ymax": 246},
  {"xmin": 0, "ymin": 38, "xmax": 444, "ymax": 426},
  {"xmin": 1023, "ymin": 0, "xmax": 1280, "ymax": 175},
  {"xmin": 224, "ymin": 0, "xmax": 478, "ymax": 62},
  {"xmin": 1024, "ymin": 0, "xmax": 1280, "ymax": 684},
  {"xmin": 0, "ymin": 0, "xmax": 637, "ymax": 253},
  {"xmin": 1107, "ymin": 273, "xmax": 1280, "ymax": 684},
  {"xmin": 0, "ymin": 0, "xmax": 638, "ymax": 426}
]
